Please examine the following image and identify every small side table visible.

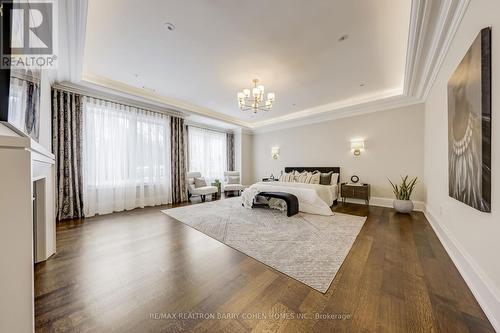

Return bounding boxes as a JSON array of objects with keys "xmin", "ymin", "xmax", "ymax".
[
  {"xmin": 211, "ymin": 183, "xmax": 221, "ymax": 199},
  {"xmin": 341, "ymin": 183, "xmax": 370, "ymax": 205},
  {"xmin": 262, "ymin": 178, "xmax": 279, "ymax": 182}
]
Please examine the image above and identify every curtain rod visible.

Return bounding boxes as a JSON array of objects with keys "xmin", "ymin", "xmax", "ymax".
[
  {"xmin": 52, "ymin": 82, "xmax": 185, "ymax": 119},
  {"xmin": 11, "ymin": 72, "xmax": 39, "ymax": 84},
  {"xmin": 186, "ymin": 123, "xmax": 234, "ymax": 135}
]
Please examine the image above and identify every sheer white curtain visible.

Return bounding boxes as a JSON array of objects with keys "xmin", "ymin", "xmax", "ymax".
[
  {"xmin": 7, "ymin": 77, "xmax": 28, "ymax": 129},
  {"xmin": 83, "ymin": 97, "xmax": 172, "ymax": 217},
  {"xmin": 188, "ymin": 126, "xmax": 227, "ymax": 182}
]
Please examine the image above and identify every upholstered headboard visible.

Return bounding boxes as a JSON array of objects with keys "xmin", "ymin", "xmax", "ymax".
[{"xmin": 284, "ymin": 167, "xmax": 340, "ymax": 183}]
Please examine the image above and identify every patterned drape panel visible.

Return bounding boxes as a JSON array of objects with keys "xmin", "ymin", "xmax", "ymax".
[
  {"xmin": 171, "ymin": 117, "xmax": 188, "ymax": 203},
  {"xmin": 226, "ymin": 132, "xmax": 235, "ymax": 171},
  {"xmin": 52, "ymin": 89, "xmax": 84, "ymax": 220}
]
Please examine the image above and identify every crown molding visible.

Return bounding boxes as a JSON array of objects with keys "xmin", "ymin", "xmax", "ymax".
[
  {"xmin": 54, "ymin": 81, "xmax": 185, "ymax": 118},
  {"xmin": 184, "ymin": 120, "xmax": 235, "ymax": 134},
  {"xmin": 404, "ymin": 0, "xmax": 471, "ymax": 100},
  {"xmin": 252, "ymin": 95, "xmax": 424, "ymax": 134},
  {"xmin": 420, "ymin": 0, "xmax": 470, "ymax": 100},
  {"xmin": 248, "ymin": 88, "xmax": 403, "ymax": 129},
  {"xmin": 80, "ymin": 0, "xmax": 469, "ymax": 133},
  {"xmin": 403, "ymin": 0, "xmax": 429, "ymax": 96},
  {"xmin": 82, "ymin": 72, "xmax": 251, "ymax": 128}
]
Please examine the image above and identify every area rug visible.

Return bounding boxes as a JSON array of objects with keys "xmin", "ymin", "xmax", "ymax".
[{"xmin": 162, "ymin": 198, "xmax": 366, "ymax": 293}]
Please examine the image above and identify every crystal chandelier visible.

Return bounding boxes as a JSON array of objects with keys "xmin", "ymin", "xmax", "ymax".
[{"xmin": 237, "ymin": 79, "xmax": 275, "ymax": 113}]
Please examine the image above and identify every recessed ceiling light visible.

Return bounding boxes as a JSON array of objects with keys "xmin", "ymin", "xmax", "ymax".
[
  {"xmin": 359, "ymin": 83, "xmax": 365, "ymax": 87},
  {"xmin": 164, "ymin": 22, "xmax": 176, "ymax": 31},
  {"xmin": 338, "ymin": 34, "xmax": 349, "ymax": 42}
]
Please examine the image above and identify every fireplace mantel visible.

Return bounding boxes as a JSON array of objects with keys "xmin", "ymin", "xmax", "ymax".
[{"xmin": 0, "ymin": 133, "xmax": 56, "ymax": 333}]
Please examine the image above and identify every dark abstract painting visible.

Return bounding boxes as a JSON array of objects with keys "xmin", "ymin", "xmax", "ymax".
[{"xmin": 448, "ymin": 27, "xmax": 491, "ymax": 212}]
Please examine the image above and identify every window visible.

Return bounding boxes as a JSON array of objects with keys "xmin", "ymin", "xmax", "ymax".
[
  {"xmin": 83, "ymin": 97, "xmax": 171, "ymax": 216},
  {"xmin": 8, "ymin": 77, "xmax": 28, "ymax": 126},
  {"xmin": 188, "ymin": 126, "xmax": 227, "ymax": 182}
]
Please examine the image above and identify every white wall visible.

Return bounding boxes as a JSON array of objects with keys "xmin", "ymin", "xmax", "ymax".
[
  {"xmin": 251, "ymin": 104, "xmax": 425, "ymax": 203},
  {"xmin": 424, "ymin": 0, "xmax": 500, "ymax": 329},
  {"xmin": 234, "ymin": 129, "xmax": 242, "ymax": 173},
  {"xmin": 240, "ymin": 132, "xmax": 254, "ymax": 185},
  {"xmin": 38, "ymin": 72, "xmax": 53, "ymax": 150}
]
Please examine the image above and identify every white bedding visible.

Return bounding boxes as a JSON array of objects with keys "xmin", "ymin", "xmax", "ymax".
[{"xmin": 246, "ymin": 181, "xmax": 338, "ymax": 216}]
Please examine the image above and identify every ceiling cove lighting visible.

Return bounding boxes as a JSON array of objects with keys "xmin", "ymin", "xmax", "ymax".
[{"xmin": 237, "ymin": 79, "xmax": 275, "ymax": 113}]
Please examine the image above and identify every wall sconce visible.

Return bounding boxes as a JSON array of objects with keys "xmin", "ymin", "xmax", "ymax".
[
  {"xmin": 350, "ymin": 140, "xmax": 365, "ymax": 156},
  {"xmin": 271, "ymin": 146, "xmax": 280, "ymax": 160}
]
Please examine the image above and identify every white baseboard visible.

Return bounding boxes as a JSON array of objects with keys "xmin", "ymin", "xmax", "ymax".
[
  {"xmin": 342, "ymin": 196, "xmax": 425, "ymax": 211},
  {"xmin": 424, "ymin": 209, "xmax": 500, "ymax": 332}
]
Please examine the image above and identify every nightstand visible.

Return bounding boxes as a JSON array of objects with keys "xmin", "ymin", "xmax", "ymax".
[
  {"xmin": 262, "ymin": 178, "xmax": 279, "ymax": 182},
  {"xmin": 341, "ymin": 183, "xmax": 370, "ymax": 205}
]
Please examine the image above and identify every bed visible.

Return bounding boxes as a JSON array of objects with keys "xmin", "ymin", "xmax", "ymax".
[{"xmin": 245, "ymin": 167, "xmax": 340, "ymax": 216}]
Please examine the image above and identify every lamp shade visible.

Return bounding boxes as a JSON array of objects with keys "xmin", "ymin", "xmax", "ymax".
[
  {"xmin": 350, "ymin": 140, "xmax": 365, "ymax": 150},
  {"xmin": 271, "ymin": 146, "xmax": 280, "ymax": 160}
]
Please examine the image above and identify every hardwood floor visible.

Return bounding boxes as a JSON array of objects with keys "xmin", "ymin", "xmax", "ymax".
[{"xmin": 35, "ymin": 197, "xmax": 494, "ymax": 332}]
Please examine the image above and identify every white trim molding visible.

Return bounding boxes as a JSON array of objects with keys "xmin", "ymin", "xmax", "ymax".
[
  {"xmin": 252, "ymin": 95, "xmax": 423, "ymax": 134},
  {"xmin": 184, "ymin": 120, "xmax": 235, "ymax": 135},
  {"xmin": 78, "ymin": 0, "xmax": 469, "ymax": 134},
  {"xmin": 54, "ymin": 81, "xmax": 185, "ymax": 118},
  {"xmin": 404, "ymin": 0, "xmax": 471, "ymax": 100},
  {"xmin": 424, "ymin": 209, "xmax": 500, "ymax": 332},
  {"xmin": 343, "ymin": 197, "xmax": 425, "ymax": 212},
  {"xmin": 82, "ymin": 72, "xmax": 251, "ymax": 128}
]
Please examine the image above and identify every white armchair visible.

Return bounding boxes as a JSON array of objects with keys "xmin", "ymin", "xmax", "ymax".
[
  {"xmin": 223, "ymin": 171, "xmax": 245, "ymax": 196},
  {"xmin": 187, "ymin": 172, "xmax": 218, "ymax": 202}
]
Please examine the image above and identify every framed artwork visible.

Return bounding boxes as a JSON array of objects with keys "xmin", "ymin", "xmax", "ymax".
[{"xmin": 448, "ymin": 27, "xmax": 491, "ymax": 212}]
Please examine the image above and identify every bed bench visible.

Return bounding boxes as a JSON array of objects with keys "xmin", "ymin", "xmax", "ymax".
[{"xmin": 252, "ymin": 192, "xmax": 299, "ymax": 217}]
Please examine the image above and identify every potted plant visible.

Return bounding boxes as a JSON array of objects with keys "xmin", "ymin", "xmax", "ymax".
[
  {"xmin": 388, "ymin": 176, "xmax": 417, "ymax": 213},
  {"xmin": 213, "ymin": 179, "xmax": 221, "ymax": 196}
]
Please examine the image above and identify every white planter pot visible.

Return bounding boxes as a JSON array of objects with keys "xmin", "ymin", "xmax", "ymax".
[{"xmin": 393, "ymin": 199, "xmax": 414, "ymax": 213}]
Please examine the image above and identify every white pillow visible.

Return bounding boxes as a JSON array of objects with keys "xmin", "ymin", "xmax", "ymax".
[
  {"xmin": 296, "ymin": 171, "xmax": 308, "ymax": 183},
  {"xmin": 330, "ymin": 173, "xmax": 339, "ymax": 185},
  {"xmin": 227, "ymin": 176, "xmax": 240, "ymax": 184},
  {"xmin": 292, "ymin": 170, "xmax": 301, "ymax": 182},
  {"xmin": 309, "ymin": 172, "xmax": 320, "ymax": 184},
  {"xmin": 279, "ymin": 172, "xmax": 289, "ymax": 182},
  {"xmin": 194, "ymin": 177, "xmax": 207, "ymax": 188},
  {"xmin": 303, "ymin": 172, "xmax": 313, "ymax": 183},
  {"xmin": 285, "ymin": 171, "xmax": 294, "ymax": 182}
]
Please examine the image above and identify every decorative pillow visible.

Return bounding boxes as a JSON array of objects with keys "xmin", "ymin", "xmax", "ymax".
[
  {"xmin": 278, "ymin": 173, "xmax": 285, "ymax": 182},
  {"xmin": 292, "ymin": 170, "xmax": 301, "ymax": 182},
  {"xmin": 194, "ymin": 177, "xmax": 207, "ymax": 188},
  {"xmin": 284, "ymin": 171, "xmax": 294, "ymax": 182},
  {"xmin": 279, "ymin": 172, "xmax": 288, "ymax": 182},
  {"xmin": 296, "ymin": 171, "xmax": 308, "ymax": 183},
  {"xmin": 309, "ymin": 172, "xmax": 321, "ymax": 184},
  {"xmin": 330, "ymin": 173, "xmax": 339, "ymax": 185},
  {"xmin": 227, "ymin": 176, "xmax": 240, "ymax": 184},
  {"xmin": 319, "ymin": 171, "xmax": 333, "ymax": 185},
  {"xmin": 303, "ymin": 172, "xmax": 313, "ymax": 183}
]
